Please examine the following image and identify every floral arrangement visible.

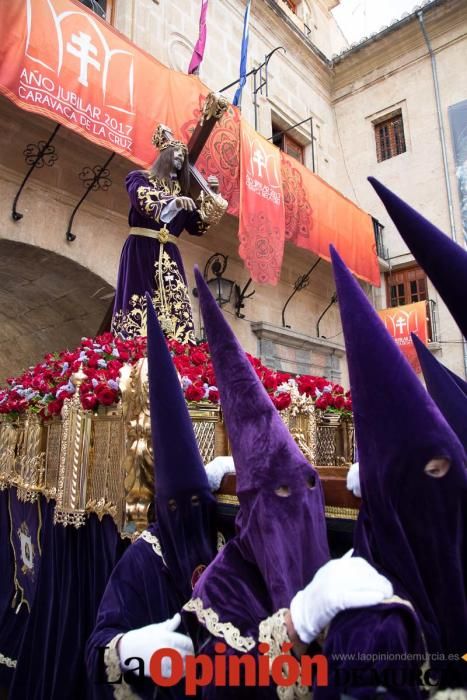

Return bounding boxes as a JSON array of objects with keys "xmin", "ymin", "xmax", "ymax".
[{"xmin": 0, "ymin": 333, "xmax": 352, "ymax": 419}]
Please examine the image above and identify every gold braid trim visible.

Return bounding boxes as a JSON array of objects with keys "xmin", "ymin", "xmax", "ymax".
[
  {"xmin": 140, "ymin": 529, "xmax": 166, "ymax": 565},
  {"xmin": 183, "ymin": 598, "xmax": 255, "ymax": 652},
  {"xmin": 258, "ymin": 610, "xmax": 311, "ymax": 699},
  {"xmin": 104, "ymin": 634, "xmax": 141, "ymax": 700},
  {"xmin": 0, "ymin": 652, "xmax": 17, "ymax": 668},
  {"xmin": 381, "ymin": 595, "xmax": 431, "ymax": 692}
]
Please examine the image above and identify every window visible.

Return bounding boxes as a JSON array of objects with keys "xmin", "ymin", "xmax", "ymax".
[
  {"xmin": 374, "ymin": 111, "xmax": 406, "ymax": 162},
  {"xmin": 385, "ymin": 265, "xmax": 437, "ymax": 341},
  {"xmin": 272, "ymin": 124, "xmax": 304, "ymax": 164},
  {"xmin": 386, "ymin": 266, "xmax": 427, "ymax": 308},
  {"xmin": 79, "ymin": 0, "xmax": 112, "ymax": 21}
]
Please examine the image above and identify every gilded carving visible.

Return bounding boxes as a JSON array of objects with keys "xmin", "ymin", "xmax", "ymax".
[
  {"xmin": 120, "ymin": 359, "xmax": 154, "ymax": 535},
  {"xmin": 200, "ymin": 92, "xmax": 229, "ymax": 126},
  {"xmin": 197, "ymin": 189, "xmax": 228, "ymax": 227}
]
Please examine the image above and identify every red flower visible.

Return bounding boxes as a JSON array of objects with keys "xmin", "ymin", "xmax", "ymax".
[
  {"xmin": 272, "ymin": 393, "xmax": 292, "ymax": 410},
  {"xmin": 189, "ymin": 349, "xmax": 208, "ymax": 366},
  {"xmin": 185, "ymin": 382, "xmax": 205, "ymax": 402},
  {"xmin": 262, "ymin": 371, "xmax": 278, "ymax": 393},
  {"xmin": 208, "ymin": 388, "xmax": 219, "ymax": 403},
  {"xmin": 94, "ymin": 384, "xmax": 118, "ymax": 406},
  {"xmin": 316, "ymin": 394, "xmax": 332, "ymax": 410},
  {"xmin": 203, "ymin": 368, "xmax": 217, "ymax": 386},
  {"xmin": 46, "ymin": 398, "xmax": 64, "ymax": 416},
  {"xmin": 81, "ymin": 393, "xmax": 98, "ymax": 411},
  {"xmin": 332, "ymin": 394, "xmax": 346, "ymax": 410}
]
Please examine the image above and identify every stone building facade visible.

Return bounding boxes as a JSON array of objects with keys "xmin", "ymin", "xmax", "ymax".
[{"xmin": 0, "ymin": 0, "xmax": 465, "ymax": 384}]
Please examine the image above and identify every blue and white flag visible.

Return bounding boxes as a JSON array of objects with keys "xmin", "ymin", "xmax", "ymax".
[{"xmin": 232, "ymin": 0, "xmax": 251, "ymax": 107}]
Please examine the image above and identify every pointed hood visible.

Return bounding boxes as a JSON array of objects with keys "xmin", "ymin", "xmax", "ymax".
[
  {"xmin": 330, "ymin": 245, "xmax": 467, "ymax": 661},
  {"xmin": 184, "ymin": 269, "xmax": 329, "ymax": 642},
  {"xmin": 445, "ymin": 364, "xmax": 467, "ymax": 396},
  {"xmin": 412, "ymin": 333, "xmax": 467, "ymax": 450},
  {"xmin": 369, "ymin": 176, "xmax": 467, "ymax": 338},
  {"xmin": 146, "ymin": 294, "xmax": 216, "ymax": 599},
  {"xmin": 194, "ymin": 267, "xmax": 321, "ymax": 500},
  {"xmin": 146, "ymin": 293, "xmax": 211, "ymax": 497}
]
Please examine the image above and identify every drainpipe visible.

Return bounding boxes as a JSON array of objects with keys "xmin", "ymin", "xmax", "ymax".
[
  {"xmin": 418, "ymin": 10, "xmax": 457, "ymax": 240},
  {"xmin": 418, "ymin": 10, "xmax": 467, "ymax": 378}
]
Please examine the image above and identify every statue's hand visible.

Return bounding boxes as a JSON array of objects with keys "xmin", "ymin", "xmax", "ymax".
[{"xmin": 175, "ymin": 196, "xmax": 196, "ymax": 212}]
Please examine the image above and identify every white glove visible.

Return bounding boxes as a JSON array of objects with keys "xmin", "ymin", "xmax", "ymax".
[
  {"xmin": 346, "ymin": 461, "xmax": 361, "ymax": 498},
  {"xmin": 290, "ymin": 551, "xmax": 393, "ymax": 644},
  {"xmin": 204, "ymin": 456, "xmax": 235, "ymax": 492},
  {"xmin": 118, "ymin": 613, "xmax": 194, "ymax": 677}
]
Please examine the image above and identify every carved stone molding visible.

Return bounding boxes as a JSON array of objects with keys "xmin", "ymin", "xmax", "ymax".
[{"xmin": 250, "ymin": 321, "xmax": 345, "ymax": 381}]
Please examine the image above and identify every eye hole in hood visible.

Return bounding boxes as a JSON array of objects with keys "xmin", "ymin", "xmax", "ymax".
[
  {"xmin": 274, "ymin": 485, "xmax": 291, "ymax": 497},
  {"xmin": 424, "ymin": 457, "xmax": 451, "ymax": 479}
]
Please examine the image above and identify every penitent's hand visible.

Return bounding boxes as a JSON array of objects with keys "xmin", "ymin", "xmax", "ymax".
[
  {"xmin": 118, "ymin": 613, "xmax": 194, "ymax": 677},
  {"xmin": 289, "ymin": 552, "xmax": 393, "ymax": 644},
  {"xmin": 175, "ymin": 196, "xmax": 196, "ymax": 212}
]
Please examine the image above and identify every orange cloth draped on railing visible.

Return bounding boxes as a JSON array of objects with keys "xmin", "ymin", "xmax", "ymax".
[
  {"xmin": 0, "ymin": 0, "xmax": 379, "ymax": 287},
  {"xmin": 281, "ymin": 153, "xmax": 380, "ymax": 286},
  {"xmin": 238, "ymin": 120, "xmax": 285, "ymax": 285}
]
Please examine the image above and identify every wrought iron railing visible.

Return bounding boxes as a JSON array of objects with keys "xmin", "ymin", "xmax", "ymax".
[
  {"xmin": 372, "ymin": 217, "xmax": 389, "ymax": 260},
  {"xmin": 427, "ymin": 298, "xmax": 438, "ymax": 343}
]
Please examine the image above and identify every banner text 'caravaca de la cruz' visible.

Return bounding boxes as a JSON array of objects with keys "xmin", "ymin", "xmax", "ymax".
[{"xmin": 0, "ymin": 0, "xmax": 380, "ymax": 288}]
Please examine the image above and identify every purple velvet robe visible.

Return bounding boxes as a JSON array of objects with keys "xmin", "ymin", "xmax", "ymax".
[
  {"xmin": 315, "ymin": 603, "xmax": 427, "ymax": 700},
  {"xmin": 9, "ymin": 508, "xmax": 125, "ymax": 700},
  {"xmin": 86, "ymin": 522, "xmax": 187, "ymax": 699},
  {"xmin": 111, "ymin": 171, "xmax": 206, "ymax": 343}
]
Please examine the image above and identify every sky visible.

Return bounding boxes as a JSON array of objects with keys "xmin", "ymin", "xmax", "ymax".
[{"xmin": 332, "ymin": 0, "xmax": 422, "ymax": 44}]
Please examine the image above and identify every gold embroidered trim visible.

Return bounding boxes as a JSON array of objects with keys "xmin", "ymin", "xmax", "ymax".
[
  {"xmin": 8, "ymin": 489, "xmax": 42, "ymax": 613},
  {"xmin": 136, "ymin": 177, "xmax": 180, "ymax": 223},
  {"xmin": 216, "ymin": 531, "xmax": 226, "ymax": 552},
  {"xmin": 104, "ymin": 634, "xmax": 141, "ymax": 700},
  {"xmin": 324, "ymin": 505, "xmax": 359, "ymax": 521},
  {"xmin": 381, "ymin": 595, "xmax": 431, "ymax": 690},
  {"xmin": 259, "ymin": 609, "xmax": 311, "ymax": 699},
  {"xmin": 112, "ymin": 251, "xmax": 195, "ymax": 344},
  {"xmin": 0, "ymin": 652, "xmax": 17, "ymax": 668},
  {"xmin": 183, "ymin": 597, "xmax": 255, "ymax": 652},
  {"xmin": 215, "ymin": 494, "xmax": 239, "ymax": 506},
  {"xmin": 140, "ymin": 529, "xmax": 165, "ymax": 564}
]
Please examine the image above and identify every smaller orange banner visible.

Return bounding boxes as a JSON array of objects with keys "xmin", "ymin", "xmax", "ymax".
[
  {"xmin": 377, "ymin": 301, "xmax": 429, "ymax": 373},
  {"xmin": 238, "ymin": 120, "xmax": 285, "ymax": 285}
]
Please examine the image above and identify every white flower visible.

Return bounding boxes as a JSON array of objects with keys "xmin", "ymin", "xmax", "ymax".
[{"xmin": 181, "ymin": 376, "xmax": 192, "ymax": 390}]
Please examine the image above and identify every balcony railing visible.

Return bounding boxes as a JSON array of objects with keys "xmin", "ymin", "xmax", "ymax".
[
  {"xmin": 427, "ymin": 298, "xmax": 438, "ymax": 343},
  {"xmin": 78, "ymin": 0, "xmax": 107, "ymax": 19},
  {"xmin": 372, "ymin": 216, "xmax": 389, "ymax": 260}
]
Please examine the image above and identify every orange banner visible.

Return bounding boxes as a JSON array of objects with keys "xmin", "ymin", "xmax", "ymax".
[
  {"xmin": 0, "ymin": 0, "xmax": 379, "ymax": 288},
  {"xmin": 281, "ymin": 153, "xmax": 380, "ymax": 286},
  {"xmin": 377, "ymin": 301, "xmax": 429, "ymax": 373},
  {"xmin": 0, "ymin": 0, "xmax": 210, "ymax": 165},
  {"xmin": 239, "ymin": 120, "xmax": 285, "ymax": 284}
]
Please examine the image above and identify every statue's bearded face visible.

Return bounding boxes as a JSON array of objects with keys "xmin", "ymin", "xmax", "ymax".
[{"xmin": 172, "ymin": 146, "xmax": 185, "ymax": 172}]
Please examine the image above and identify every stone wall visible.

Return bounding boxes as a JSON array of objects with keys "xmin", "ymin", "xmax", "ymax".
[
  {"xmin": 332, "ymin": 0, "xmax": 467, "ymax": 377},
  {"xmin": 0, "ymin": 240, "xmax": 113, "ymax": 383}
]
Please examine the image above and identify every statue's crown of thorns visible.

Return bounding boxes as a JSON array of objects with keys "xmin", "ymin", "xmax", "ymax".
[{"xmin": 152, "ymin": 124, "xmax": 188, "ymax": 154}]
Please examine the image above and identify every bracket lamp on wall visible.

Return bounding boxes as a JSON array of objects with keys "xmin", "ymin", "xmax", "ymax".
[{"xmin": 193, "ymin": 253, "xmax": 255, "ymax": 318}]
